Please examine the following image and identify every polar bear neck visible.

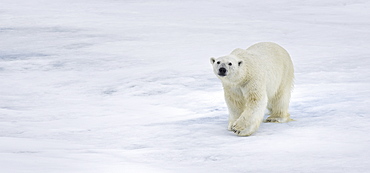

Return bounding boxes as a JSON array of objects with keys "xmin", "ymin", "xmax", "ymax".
[{"xmin": 220, "ymin": 69, "xmax": 252, "ymax": 88}]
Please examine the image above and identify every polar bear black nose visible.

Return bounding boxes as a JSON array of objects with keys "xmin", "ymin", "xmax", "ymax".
[{"xmin": 219, "ymin": 67, "xmax": 227, "ymax": 75}]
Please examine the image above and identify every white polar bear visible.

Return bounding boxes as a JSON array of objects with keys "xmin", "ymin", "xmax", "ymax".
[{"xmin": 210, "ymin": 42, "xmax": 294, "ymax": 136}]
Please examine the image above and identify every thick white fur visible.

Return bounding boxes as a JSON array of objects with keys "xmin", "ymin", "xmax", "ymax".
[{"xmin": 210, "ymin": 42, "xmax": 294, "ymax": 136}]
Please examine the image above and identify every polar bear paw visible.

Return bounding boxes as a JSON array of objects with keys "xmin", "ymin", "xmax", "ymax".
[
  {"xmin": 264, "ymin": 117, "xmax": 292, "ymax": 123},
  {"xmin": 227, "ymin": 121, "xmax": 234, "ymax": 131},
  {"xmin": 231, "ymin": 120, "xmax": 255, "ymax": 136}
]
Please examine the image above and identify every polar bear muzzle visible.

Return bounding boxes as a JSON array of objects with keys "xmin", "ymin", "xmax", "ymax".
[{"xmin": 218, "ymin": 67, "xmax": 227, "ymax": 76}]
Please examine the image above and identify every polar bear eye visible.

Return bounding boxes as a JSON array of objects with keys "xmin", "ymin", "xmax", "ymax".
[
  {"xmin": 217, "ymin": 61, "xmax": 220, "ymax": 64},
  {"xmin": 228, "ymin": 63, "xmax": 232, "ymax": 66}
]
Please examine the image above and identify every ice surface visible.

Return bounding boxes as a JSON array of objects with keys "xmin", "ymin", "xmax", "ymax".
[{"xmin": 1, "ymin": 0, "xmax": 370, "ymax": 172}]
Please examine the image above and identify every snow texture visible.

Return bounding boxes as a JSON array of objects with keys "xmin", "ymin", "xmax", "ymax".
[{"xmin": 1, "ymin": 0, "xmax": 370, "ymax": 172}]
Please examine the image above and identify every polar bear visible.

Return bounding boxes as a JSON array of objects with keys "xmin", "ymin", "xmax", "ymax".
[{"xmin": 210, "ymin": 42, "xmax": 294, "ymax": 136}]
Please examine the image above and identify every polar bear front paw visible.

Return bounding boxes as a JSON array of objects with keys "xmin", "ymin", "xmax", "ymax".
[
  {"xmin": 228, "ymin": 122, "xmax": 233, "ymax": 131},
  {"xmin": 227, "ymin": 119, "xmax": 237, "ymax": 131},
  {"xmin": 231, "ymin": 120, "xmax": 254, "ymax": 136}
]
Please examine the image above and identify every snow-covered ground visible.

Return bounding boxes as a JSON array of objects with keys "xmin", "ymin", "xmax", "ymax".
[{"xmin": 1, "ymin": 0, "xmax": 370, "ymax": 172}]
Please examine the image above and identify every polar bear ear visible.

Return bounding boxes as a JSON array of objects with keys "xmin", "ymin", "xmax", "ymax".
[
  {"xmin": 210, "ymin": 57, "xmax": 216, "ymax": 64},
  {"xmin": 238, "ymin": 61, "xmax": 243, "ymax": 66}
]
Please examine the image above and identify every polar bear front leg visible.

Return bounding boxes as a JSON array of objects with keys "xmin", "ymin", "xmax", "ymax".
[
  {"xmin": 226, "ymin": 106, "xmax": 243, "ymax": 131},
  {"xmin": 224, "ymin": 91, "xmax": 244, "ymax": 131},
  {"xmin": 232, "ymin": 94, "xmax": 267, "ymax": 136}
]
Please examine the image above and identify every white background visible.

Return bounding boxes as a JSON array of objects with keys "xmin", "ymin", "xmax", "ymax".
[{"xmin": 1, "ymin": 0, "xmax": 369, "ymax": 172}]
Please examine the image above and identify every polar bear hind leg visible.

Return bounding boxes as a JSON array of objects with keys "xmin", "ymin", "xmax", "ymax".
[{"xmin": 265, "ymin": 85, "xmax": 293, "ymax": 123}]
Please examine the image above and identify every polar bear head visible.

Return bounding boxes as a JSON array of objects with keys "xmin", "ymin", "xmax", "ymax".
[{"xmin": 210, "ymin": 55, "xmax": 243, "ymax": 82}]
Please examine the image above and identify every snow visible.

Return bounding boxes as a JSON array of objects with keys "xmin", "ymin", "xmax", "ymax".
[{"xmin": 1, "ymin": 0, "xmax": 370, "ymax": 172}]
